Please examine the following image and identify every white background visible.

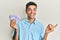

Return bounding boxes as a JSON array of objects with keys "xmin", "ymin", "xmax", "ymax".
[{"xmin": 0, "ymin": 0, "xmax": 60, "ymax": 40}]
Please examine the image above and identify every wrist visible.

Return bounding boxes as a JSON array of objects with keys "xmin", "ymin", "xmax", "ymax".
[
  {"xmin": 15, "ymin": 29, "xmax": 18, "ymax": 33},
  {"xmin": 45, "ymin": 32, "xmax": 48, "ymax": 36}
]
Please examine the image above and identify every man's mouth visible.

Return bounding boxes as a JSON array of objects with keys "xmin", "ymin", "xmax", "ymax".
[{"xmin": 30, "ymin": 14, "xmax": 34, "ymax": 16}]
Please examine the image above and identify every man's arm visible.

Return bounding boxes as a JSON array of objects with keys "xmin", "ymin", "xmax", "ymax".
[
  {"xmin": 43, "ymin": 24, "xmax": 57, "ymax": 40},
  {"xmin": 13, "ymin": 29, "xmax": 18, "ymax": 40},
  {"xmin": 10, "ymin": 19, "xmax": 18, "ymax": 40},
  {"xmin": 43, "ymin": 33, "xmax": 48, "ymax": 40}
]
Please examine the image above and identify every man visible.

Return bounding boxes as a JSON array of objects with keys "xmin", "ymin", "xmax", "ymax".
[{"xmin": 10, "ymin": 1, "xmax": 57, "ymax": 40}]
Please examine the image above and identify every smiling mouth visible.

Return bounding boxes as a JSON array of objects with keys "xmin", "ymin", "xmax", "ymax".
[{"xmin": 30, "ymin": 14, "xmax": 35, "ymax": 16}]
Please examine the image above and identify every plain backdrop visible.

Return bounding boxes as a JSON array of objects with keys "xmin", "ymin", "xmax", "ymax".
[{"xmin": 0, "ymin": 0, "xmax": 60, "ymax": 40}]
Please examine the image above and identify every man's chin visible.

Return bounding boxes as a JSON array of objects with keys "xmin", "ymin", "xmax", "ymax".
[
  {"xmin": 28, "ymin": 16, "xmax": 35, "ymax": 19},
  {"xmin": 30, "ymin": 17, "xmax": 35, "ymax": 19}
]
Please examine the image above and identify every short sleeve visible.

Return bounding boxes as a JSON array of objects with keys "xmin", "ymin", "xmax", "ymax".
[
  {"xmin": 17, "ymin": 21, "xmax": 21, "ymax": 39},
  {"xmin": 12, "ymin": 29, "xmax": 15, "ymax": 37},
  {"xmin": 39, "ymin": 23, "xmax": 45, "ymax": 40}
]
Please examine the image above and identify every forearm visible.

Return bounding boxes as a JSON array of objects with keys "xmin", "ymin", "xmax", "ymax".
[
  {"xmin": 13, "ymin": 29, "xmax": 18, "ymax": 40},
  {"xmin": 43, "ymin": 33, "xmax": 48, "ymax": 40}
]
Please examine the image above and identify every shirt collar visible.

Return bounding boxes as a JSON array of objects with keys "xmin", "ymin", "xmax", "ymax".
[{"xmin": 25, "ymin": 18, "xmax": 37, "ymax": 24}]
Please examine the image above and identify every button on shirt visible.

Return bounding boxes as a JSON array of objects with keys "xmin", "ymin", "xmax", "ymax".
[{"xmin": 12, "ymin": 19, "xmax": 44, "ymax": 40}]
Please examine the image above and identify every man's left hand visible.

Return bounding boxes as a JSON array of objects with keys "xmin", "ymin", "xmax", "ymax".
[{"xmin": 45, "ymin": 24, "xmax": 57, "ymax": 34}]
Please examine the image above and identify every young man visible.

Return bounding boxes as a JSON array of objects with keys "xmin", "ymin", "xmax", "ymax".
[{"xmin": 10, "ymin": 2, "xmax": 57, "ymax": 40}]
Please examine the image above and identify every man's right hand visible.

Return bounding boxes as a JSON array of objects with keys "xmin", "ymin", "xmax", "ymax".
[
  {"xmin": 10, "ymin": 19, "xmax": 18, "ymax": 30},
  {"xmin": 10, "ymin": 19, "xmax": 18, "ymax": 40}
]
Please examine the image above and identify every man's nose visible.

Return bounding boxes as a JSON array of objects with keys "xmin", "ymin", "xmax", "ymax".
[{"xmin": 31, "ymin": 10, "xmax": 33, "ymax": 14}]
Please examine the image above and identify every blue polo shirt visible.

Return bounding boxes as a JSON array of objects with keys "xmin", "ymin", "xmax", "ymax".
[{"xmin": 12, "ymin": 18, "xmax": 45, "ymax": 40}]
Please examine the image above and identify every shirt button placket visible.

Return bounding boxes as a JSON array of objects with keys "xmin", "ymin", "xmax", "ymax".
[{"xmin": 28, "ymin": 24, "xmax": 32, "ymax": 40}]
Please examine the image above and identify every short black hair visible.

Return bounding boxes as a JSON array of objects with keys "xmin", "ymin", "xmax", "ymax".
[{"xmin": 26, "ymin": 1, "xmax": 37, "ymax": 11}]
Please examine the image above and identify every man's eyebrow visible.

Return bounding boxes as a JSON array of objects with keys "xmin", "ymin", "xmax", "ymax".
[{"xmin": 27, "ymin": 8, "xmax": 31, "ymax": 9}]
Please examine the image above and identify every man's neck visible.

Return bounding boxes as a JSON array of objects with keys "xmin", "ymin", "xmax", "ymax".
[{"xmin": 28, "ymin": 18, "xmax": 35, "ymax": 24}]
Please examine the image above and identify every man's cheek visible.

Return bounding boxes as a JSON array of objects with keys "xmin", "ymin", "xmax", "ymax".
[
  {"xmin": 28, "ymin": 11, "xmax": 31, "ymax": 14},
  {"xmin": 34, "ymin": 13, "xmax": 36, "ymax": 16}
]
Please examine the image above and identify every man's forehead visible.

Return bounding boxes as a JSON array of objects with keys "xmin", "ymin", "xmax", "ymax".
[{"xmin": 27, "ymin": 5, "xmax": 37, "ymax": 9}]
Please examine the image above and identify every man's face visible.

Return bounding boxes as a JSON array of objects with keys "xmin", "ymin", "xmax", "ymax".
[{"xmin": 26, "ymin": 5, "xmax": 37, "ymax": 19}]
